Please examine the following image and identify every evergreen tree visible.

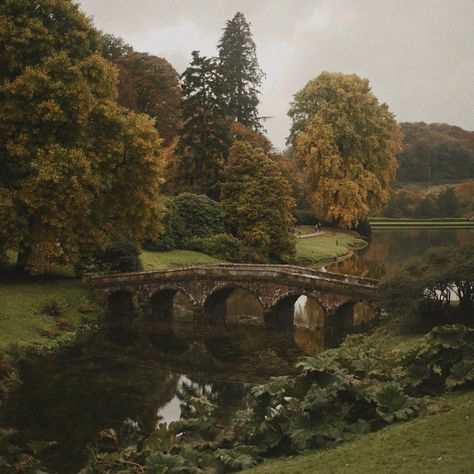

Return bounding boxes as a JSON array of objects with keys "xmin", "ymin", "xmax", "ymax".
[
  {"xmin": 175, "ymin": 51, "xmax": 231, "ymax": 199},
  {"xmin": 218, "ymin": 12, "xmax": 264, "ymax": 130}
]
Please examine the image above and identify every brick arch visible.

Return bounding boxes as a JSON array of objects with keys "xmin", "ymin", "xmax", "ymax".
[
  {"xmin": 107, "ymin": 289, "xmax": 136, "ymax": 318},
  {"xmin": 267, "ymin": 291, "xmax": 326, "ymax": 329},
  {"xmin": 202, "ymin": 284, "xmax": 264, "ymax": 323},
  {"xmin": 201, "ymin": 283, "xmax": 265, "ymax": 310},
  {"xmin": 149, "ymin": 285, "xmax": 198, "ymax": 307},
  {"xmin": 148, "ymin": 286, "xmax": 197, "ymax": 321},
  {"xmin": 270, "ymin": 290, "xmax": 326, "ymax": 312}
]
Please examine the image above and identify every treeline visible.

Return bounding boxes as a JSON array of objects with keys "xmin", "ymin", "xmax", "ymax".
[
  {"xmin": 7, "ymin": 0, "xmax": 464, "ymax": 274},
  {"xmin": 397, "ymin": 122, "xmax": 474, "ymax": 182},
  {"xmin": 0, "ymin": 1, "xmax": 300, "ymax": 273},
  {"xmin": 381, "ymin": 180, "xmax": 474, "ymax": 218}
]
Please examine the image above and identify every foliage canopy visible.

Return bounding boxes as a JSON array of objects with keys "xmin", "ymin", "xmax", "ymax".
[
  {"xmin": 0, "ymin": 0, "xmax": 163, "ymax": 273},
  {"xmin": 116, "ymin": 52, "xmax": 181, "ymax": 146},
  {"xmin": 398, "ymin": 122, "xmax": 474, "ymax": 182},
  {"xmin": 221, "ymin": 141, "xmax": 296, "ymax": 262},
  {"xmin": 379, "ymin": 244, "xmax": 474, "ymax": 319},
  {"xmin": 289, "ymin": 72, "xmax": 403, "ymax": 228}
]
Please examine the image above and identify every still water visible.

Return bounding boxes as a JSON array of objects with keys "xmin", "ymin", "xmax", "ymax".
[
  {"xmin": 2, "ymin": 228, "xmax": 472, "ymax": 472},
  {"xmin": 1, "ymin": 318, "xmax": 344, "ymax": 472},
  {"xmin": 327, "ymin": 227, "xmax": 474, "ymax": 278}
]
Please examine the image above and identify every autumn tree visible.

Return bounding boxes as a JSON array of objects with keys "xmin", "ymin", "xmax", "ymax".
[
  {"xmin": 456, "ymin": 180, "xmax": 474, "ymax": 217},
  {"xmin": 289, "ymin": 72, "xmax": 403, "ymax": 228},
  {"xmin": 174, "ymin": 51, "xmax": 231, "ymax": 198},
  {"xmin": 229, "ymin": 121, "xmax": 273, "ymax": 154},
  {"xmin": 115, "ymin": 52, "xmax": 181, "ymax": 146},
  {"xmin": 274, "ymin": 150, "xmax": 308, "ymax": 210},
  {"xmin": 100, "ymin": 32, "xmax": 133, "ymax": 61},
  {"xmin": 398, "ymin": 122, "xmax": 474, "ymax": 181},
  {"xmin": 0, "ymin": 0, "xmax": 163, "ymax": 273},
  {"xmin": 218, "ymin": 12, "xmax": 264, "ymax": 130},
  {"xmin": 221, "ymin": 141, "xmax": 295, "ymax": 262}
]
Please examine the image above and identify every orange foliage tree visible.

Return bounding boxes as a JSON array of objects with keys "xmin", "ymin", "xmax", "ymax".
[{"xmin": 289, "ymin": 72, "xmax": 403, "ymax": 228}]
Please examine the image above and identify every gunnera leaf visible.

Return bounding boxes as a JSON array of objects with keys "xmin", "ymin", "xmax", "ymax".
[
  {"xmin": 445, "ymin": 359, "xmax": 474, "ymax": 390},
  {"xmin": 145, "ymin": 452, "xmax": 200, "ymax": 473},
  {"xmin": 371, "ymin": 382, "xmax": 419, "ymax": 423}
]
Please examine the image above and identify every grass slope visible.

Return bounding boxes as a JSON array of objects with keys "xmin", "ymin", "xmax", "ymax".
[
  {"xmin": 0, "ymin": 278, "xmax": 98, "ymax": 354},
  {"xmin": 140, "ymin": 249, "xmax": 225, "ymax": 270},
  {"xmin": 247, "ymin": 391, "xmax": 474, "ymax": 474},
  {"xmin": 295, "ymin": 230, "xmax": 367, "ymax": 265}
]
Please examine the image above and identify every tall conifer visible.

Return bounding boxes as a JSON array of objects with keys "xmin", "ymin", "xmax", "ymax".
[
  {"xmin": 175, "ymin": 51, "xmax": 231, "ymax": 198},
  {"xmin": 218, "ymin": 12, "xmax": 264, "ymax": 130}
]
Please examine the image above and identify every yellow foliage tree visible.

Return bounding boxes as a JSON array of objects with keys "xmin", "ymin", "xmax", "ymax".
[
  {"xmin": 0, "ymin": 0, "xmax": 163, "ymax": 273},
  {"xmin": 289, "ymin": 72, "xmax": 403, "ymax": 228}
]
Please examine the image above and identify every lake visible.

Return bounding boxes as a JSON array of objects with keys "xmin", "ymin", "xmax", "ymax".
[
  {"xmin": 327, "ymin": 227, "xmax": 474, "ymax": 278},
  {"xmin": 1, "ymin": 227, "xmax": 472, "ymax": 472}
]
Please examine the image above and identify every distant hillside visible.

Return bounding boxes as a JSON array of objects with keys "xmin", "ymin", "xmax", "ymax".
[{"xmin": 397, "ymin": 122, "xmax": 474, "ymax": 181}]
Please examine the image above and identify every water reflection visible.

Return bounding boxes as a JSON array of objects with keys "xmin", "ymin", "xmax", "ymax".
[
  {"xmin": 327, "ymin": 228, "xmax": 474, "ymax": 278},
  {"xmin": 1, "ymin": 314, "xmax": 343, "ymax": 473},
  {"xmin": 2, "ymin": 240, "xmax": 408, "ymax": 472}
]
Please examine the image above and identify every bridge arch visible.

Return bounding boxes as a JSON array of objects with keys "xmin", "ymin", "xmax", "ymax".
[
  {"xmin": 332, "ymin": 300, "xmax": 376, "ymax": 327},
  {"xmin": 268, "ymin": 291, "xmax": 326, "ymax": 329},
  {"xmin": 203, "ymin": 285, "xmax": 264, "ymax": 324},
  {"xmin": 107, "ymin": 290, "xmax": 136, "ymax": 319},
  {"xmin": 149, "ymin": 287, "xmax": 196, "ymax": 321}
]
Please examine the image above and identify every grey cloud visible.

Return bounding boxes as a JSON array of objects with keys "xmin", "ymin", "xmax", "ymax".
[{"xmin": 78, "ymin": 0, "xmax": 474, "ymax": 149}]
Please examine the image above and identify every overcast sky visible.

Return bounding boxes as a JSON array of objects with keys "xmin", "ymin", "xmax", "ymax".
[{"xmin": 78, "ymin": 0, "xmax": 474, "ymax": 150}]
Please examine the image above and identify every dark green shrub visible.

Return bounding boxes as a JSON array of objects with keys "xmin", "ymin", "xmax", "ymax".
[
  {"xmin": 143, "ymin": 203, "xmax": 186, "ymax": 251},
  {"xmin": 378, "ymin": 244, "xmax": 474, "ymax": 323},
  {"xmin": 174, "ymin": 193, "xmax": 225, "ymax": 238},
  {"xmin": 144, "ymin": 193, "xmax": 226, "ymax": 251},
  {"xmin": 186, "ymin": 233, "xmax": 242, "ymax": 260},
  {"xmin": 94, "ymin": 241, "xmax": 142, "ymax": 273},
  {"xmin": 354, "ymin": 219, "xmax": 372, "ymax": 238}
]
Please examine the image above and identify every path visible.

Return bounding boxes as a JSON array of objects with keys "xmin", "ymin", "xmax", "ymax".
[{"xmin": 296, "ymin": 230, "xmax": 326, "ymax": 239}]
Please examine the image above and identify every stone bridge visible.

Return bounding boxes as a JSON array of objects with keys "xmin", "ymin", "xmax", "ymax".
[{"xmin": 88, "ymin": 264, "xmax": 379, "ymax": 328}]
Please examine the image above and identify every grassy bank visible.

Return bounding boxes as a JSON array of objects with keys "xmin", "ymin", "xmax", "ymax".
[
  {"xmin": 0, "ymin": 278, "xmax": 99, "ymax": 355},
  {"xmin": 294, "ymin": 229, "xmax": 367, "ymax": 265},
  {"xmin": 246, "ymin": 390, "xmax": 474, "ymax": 474},
  {"xmin": 369, "ymin": 217, "xmax": 474, "ymax": 229},
  {"xmin": 140, "ymin": 249, "xmax": 225, "ymax": 270}
]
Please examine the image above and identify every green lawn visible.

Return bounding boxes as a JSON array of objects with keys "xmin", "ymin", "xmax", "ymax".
[
  {"xmin": 294, "ymin": 230, "xmax": 367, "ymax": 265},
  {"xmin": 369, "ymin": 218, "xmax": 474, "ymax": 228},
  {"xmin": 140, "ymin": 249, "xmax": 225, "ymax": 270},
  {"xmin": 0, "ymin": 278, "xmax": 99, "ymax": 354},
  {"xmin": 247, "ymin": 391, "xmax": 474, "ymax": 474}
]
